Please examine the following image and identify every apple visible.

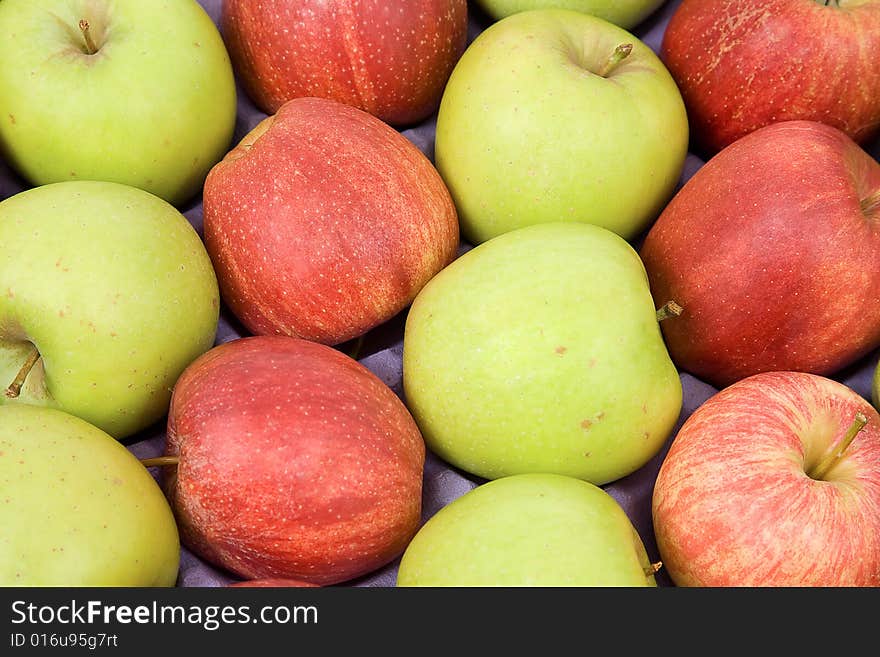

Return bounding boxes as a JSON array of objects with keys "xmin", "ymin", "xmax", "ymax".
[
  {"xmin": 873, "ymin": 361, "xmax": 880, "ymax": 411},
  {"xmin": 0, "ymin": 0, "xmax": 237, "ymax": 207},
  {"xmin": 0, "ymin": 180, "xmax": 220, "ymax": 439},
  {"xmin": 639, "ymin": 120, "xmax": 880, "ymax": 389},
  {"xmin": 434, "ymin": 8, "xmax": 689, "ymax": 245},
  {"xmin": 0, "ymin": 404, "xmax": 180, "ymax": 586},
  {"xmin": 661, "ymin": 0, "xmax": 880, "ymax": 156},
  {"xmin": 161, "ymin": 335, "xmax": 426, "ymax": 586},
  {"xmin": 202, "ymin": 96, "xmax": 459, "ymax": 347},
  {"xmin": 227, "ymin": 578, "xmax": 319, "ymax": 588},
  {"xmin": 473, "ymin": 0, "xmax": 668, "ymax": 30},
  {"xmin": 653, "ymin": 370, "xmax": 880, "ymax": 587},
  {"xmin": 397, "ymin": 472, "xmax": 658, "ymax": 586},
  {"xmin": 220, "ymin": 0, "xmax": 468, "ymax": 126},
  {"xmin": 403, "ymin": 221, "xmax": 682, "ymax": 486}
]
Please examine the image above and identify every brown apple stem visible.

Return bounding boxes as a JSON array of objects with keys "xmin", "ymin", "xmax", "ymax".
[
  {"xmin": 140, "ymin": 455, "xmax": 180, "ymax": 468},
  {"xmin": 861, "ymin": 189, "xmax": 880, "ymax": 217},
  {"xmin": 811, "ymin": 412, "xmax": 868, "ymax": 480},
  {"xmin": 644, "ymin": 561, "xmax": 663, "ymax": 577},
  {"xmin": 597, "ymin": 43, "xmax": 633, "ymax": 77},
  {"xmin": 5, "ymin": 344, "xmax": 40, "ymax": 399},
  {"xmin": 347, "ymin": 334, "xmax": 365, "ymax": 361},
  {"xmin": 656, "ymin": 300, "xmax": 684, "ymax": 322},
  {"xmin": 79, "ymin": 19, "xmax": 98, "ymax": 55}
]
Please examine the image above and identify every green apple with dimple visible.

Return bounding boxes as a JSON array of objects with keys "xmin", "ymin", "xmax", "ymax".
[
  {"xmin": 474, "ymin": 0, "xmax": 668, "ymax": 30},
  {"xmin": 0, "ymin": 404, "xmax": 180, "ymax": 586},
  {"xmin": 402, "ymin": 221, "xmax": 682, "ymax": 486},
  {"xmin": 396, "ymin": 473, "xmax": 657, "ymax": 586},
  {"xmin": 0, "ymin": 180, "xmax": 220, "ymax": 439},
  {"xmin": 435, "ymin": 8, "xmax": 688, "ymax": 245},
  {"xmin": 0, "ymin": 0, "xmax": 237, "ymax": 207}
]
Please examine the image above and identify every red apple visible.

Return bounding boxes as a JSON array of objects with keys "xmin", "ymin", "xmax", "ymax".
[
  {"xmin": 220, "ymin": 0, "xmax": 468, "ymax": 126},
  {"xmin": 202, "ymin": 96, "xmax": 459, "ymax": 346},
  {"xmin": 639, "ymin": 120, "xmax": 880, "ymax": 389},
  {"xmin": 161, "ymin": 335, "xmax": 426, "ymax": 586},
  {"xmin": 661, "ymin": 0, "xmax": 880, "ymax": 155},
  {"xmin": 228, "ymin": 578, "xmax": 319, "ymax": 588},
  {"xmin": 652, "ymin": 371, "xmax": 880, "ymax": 587}
]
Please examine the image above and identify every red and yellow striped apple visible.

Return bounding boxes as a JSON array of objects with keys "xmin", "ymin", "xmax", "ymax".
[{"xmin": 652, "ymin": 371, "xmax": 880, "ymax": 587}]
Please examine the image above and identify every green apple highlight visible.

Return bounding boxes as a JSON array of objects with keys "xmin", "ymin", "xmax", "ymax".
[
  {"xmin": 474, "ymin": 0, "xmax": 668, "ymax": 30},
  {"xmin": 396, "ymin": 473, "xmax": 658, "ymax": 586},
  {"xmin": 0, "ymin": 0, "xmax": 237, "ymax": 207},
  {"xmin": 403, "ymin": 222, "xmax": 682, "ymax": 485},
  {"xmin": 0, "ymin": 180, "xmax": 220, "ymax": 439},
  {"xmin": 435, "ymin": 9, "xmax": 688, "ymax": 245},
  {"xmin": 0, "ymin": 404, "xmax": 180, "ymax": 586}
]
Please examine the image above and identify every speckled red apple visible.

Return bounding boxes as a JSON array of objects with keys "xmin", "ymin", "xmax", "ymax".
[
  {"xmin": 661, "ymin": 0, "xmax": 880, "ymax": 155},
  {"xmin": 161, "ymin": 335, "xmax": 426, "ymax": 586},
  {"xmin": 220, "ymin": 0, "xmax": 468, "ymax": 126},
  {"xmin": 228, "ymin": 578, "xmax": 319, "ymax": 588},
  {"xmin": 202, "ymin": 96, "xmax": 459, "ymax": 346}
]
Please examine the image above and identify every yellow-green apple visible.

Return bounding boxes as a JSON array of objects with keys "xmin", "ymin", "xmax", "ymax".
[
  {"xmin": 434, "ymin": 8, "xmax": 688, "ymax": 245},
  {"xmin": 397, "ymin": 473, "xmax": 658, "ymax": 586},
  {"xmin": 639, "ymin": 120, "xmax": 880, "ymax": 389},
  {"xmin": 161, "ymin": 335, "xmax": 425, "ymax": 586},
  {"xmin": 873, "ymin": 361, "xmax": 880, "ymax": 411},
  {"xmin": 653, "ymin": 371, "xmax": 880, "ymax": 587},
  {"xmin": 0, "ymin": 180, "xmax": 220, "ymax": 439},
  {"xmin": 403, "ymin": 222, "xmax": 683, "ymax": 486},
  {"xmin": 220, "ymin": 0, "xmax": 468, "ymax": 126},
  {"xmin": 202, "ymin": 97, "xmax": 459, "ymax": 346},
  {"xmin": 0, "ymin": 0, "xmax": 237, "ymax": 207},
  {"xmin": 0, "ymin": 404, "xmax": 180, "ymax": 586},
  {"xmin": 661, "ymin": 0, "xmax": 880, "ymax": 156},
  {"xmin": 474, "ymin": 0, "xmax": 668, "ymax": 29}
]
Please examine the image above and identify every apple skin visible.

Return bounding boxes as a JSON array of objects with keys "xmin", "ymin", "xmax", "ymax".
[
  {"xmin": 397, "ymin": 473, "xmax": 657, "ymax": 586},
  {"xmin": 202, "ymin": 96, "xmax": 459, "ymax": 346},
  {"xmin": 474, "ymin": 0, "xmax": 668, "ymax": 30},
  {"xmin": 228, "ymin": 578, "xmax": 319, "ymax": 588},
  {"xmin": 220, "ymin": 0, "xmax": 468, "ymax": 126},
  {"xmin": 0, "ymin": 180, "xmax": 220, "ymax": 439},
  {"xmin": 0, "ymin": 404, "xmax": 180, "ymax": 586},
  {"xmin": 661, "ymin": 0, "xmax": 880, "ymax": 156},
  {"xmin": 653, "ymin": 371, "xmax": 880, "ymax": 587},
  {"xmin": 403, "ymin": 222, "xmax": 682, "ymax": 486},
  {"xmin": 639, "ymin": 120, "xmax": 880, "ymax": 389},
  {"xmin": 162, "ymin": 335, "xmax": 426, "ymax": 586},
  {"xmin": 0, "ymin": 0, "xmax": 237, "ymax": 207},
  {"xmin": 434, "ymin": 8, "xmax": 689, "ymax": 245}
]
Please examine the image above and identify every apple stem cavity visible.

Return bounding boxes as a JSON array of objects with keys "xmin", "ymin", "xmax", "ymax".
[
  {"xmin": 78, "ymin": 19, "xmax": 98, "ymax": 55},
  {"xmin": 140, "ymin": 455, "xmax": 180, "ymax": 469},
  {"xmin": 4, "ymin": 343, "xmax": 41, "ymax": 399},
  {"xmin": 656, "ymin": 300, "xmax": 684, "ymax": 322},
  {"xmin": 597, "ymin": 43, "xmax": 633, "ymax": 78},
  {"xmin": 862, "ymin": 190, "xmax": 880, "ymax": 218},
  {"xmin": 811, "ymin": 412, "xmax": 868, "ymax": 481}
]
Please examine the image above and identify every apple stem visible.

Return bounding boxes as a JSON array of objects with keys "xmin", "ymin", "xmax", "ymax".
[
  {"xmin": 347, "ymin": 334, "xmax": 365, "ymax": 361},
  {"xmin": 644, "ymin": 561, "xmax": 663, "ymax": 577},
  {"xmin": 4, "ymin": 343, "xmax": 41, "ymax": 399},
  {"xmin": 656, "ymin": 300, "xmax": 683, "ymax": 322},
  {"xmin": 140, "ymin": 455, "xmax": 180, "ymax": 469},
  {"xmin": 861, "ymin": 190, "xmax": 880, "ymax": 217},
  {"xmin": 811, "ymin": 412, "xmax": 868, "ymax": 480},
  {"xmin": 597, "ymin": 43, "xmax": 633, "ymax": 77},
  {"xmin": 78, "ymin": 19, "xmax": 98, "ymax": 55}
]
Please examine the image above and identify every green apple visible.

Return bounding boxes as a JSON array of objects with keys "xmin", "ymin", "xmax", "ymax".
[
  {"xmin": 873, "ymin": 361, "xmax": 880, "ymax": 411},
  {"xmin": 403, "ymin": 222, "xmax": 682, "ymax": 486},
  {"xmin": 0, "ymin": 180, "xmax": 220, "ymax": 439},
  {"xmin": 474, "ymin": 0, "xmax": 668, "ymax": 30},
  {"xmin": 0, "ymin": 0, "xmax": 237, "ymax": 207},
  {"xmin": 396, "ymin": 472, "xmax": 657, "ymax": 586},
  {"xmin": 0, "ymin": 404, "xmax": 179, "ymax": 586},
  {"xmin": 435, "ymin": 8, "xmax": 688, "ymax": 245}
]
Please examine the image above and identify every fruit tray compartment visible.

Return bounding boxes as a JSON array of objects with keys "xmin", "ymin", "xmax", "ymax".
[{"xmin": 2, "ymin": 0, "xmax": 877, "ymax": 588}]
